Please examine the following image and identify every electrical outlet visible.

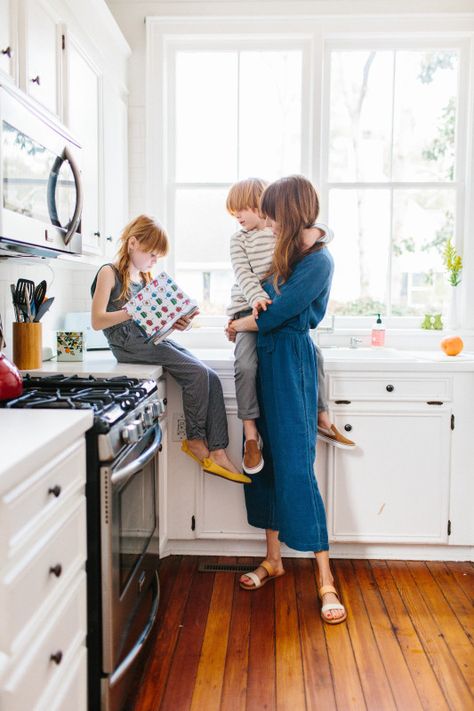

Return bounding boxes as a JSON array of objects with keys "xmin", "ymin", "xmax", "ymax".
[{"xmin": 172, "ymin": 413, "xmax": 187, "ymax": 441}]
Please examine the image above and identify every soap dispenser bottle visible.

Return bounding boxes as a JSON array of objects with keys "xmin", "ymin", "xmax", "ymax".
[{"xmin": 371, "ymin": 313, "xmax": 385, "ymax": 347}]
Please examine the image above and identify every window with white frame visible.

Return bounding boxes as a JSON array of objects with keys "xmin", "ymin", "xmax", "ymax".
[
  {"xmin": 325, "ymin": 45, "xmax": 460, "ymax": 317},
  {"xmin": 168, "ymin": 43, "xmax": 306, "ymax": 315},
  {"xmin": 150, "ymin": 24, "xmax": 468, "ymax": 323}
]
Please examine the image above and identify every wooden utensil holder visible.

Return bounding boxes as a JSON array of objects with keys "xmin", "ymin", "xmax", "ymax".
[{"xmin": 12, "ymin": 322, "xmax": 42, "ymax": 370}]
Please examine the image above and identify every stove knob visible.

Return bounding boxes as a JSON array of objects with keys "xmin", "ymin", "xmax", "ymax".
[
  {"xmin": 158, "ymin": 398, "xmax": 166, "ymax": 415},
  {"xmin": 144, "ymin": 405, "xmax": 154, "ymax": 426},
  {"xmin": 122, "ymin": 423, "xmax": 139, "ymax": 444},
  {"xmin": 151, "ymin": 401, "xmax": 161, "ymax": 419},
  {"xmin": 132, "ymin": 418, "xmax": 144, "ymax": 438}
]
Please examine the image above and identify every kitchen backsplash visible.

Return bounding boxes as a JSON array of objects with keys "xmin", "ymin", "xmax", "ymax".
[{"xmin": 0, "ymin": 259, "xmax": 97, "ymax": 360}]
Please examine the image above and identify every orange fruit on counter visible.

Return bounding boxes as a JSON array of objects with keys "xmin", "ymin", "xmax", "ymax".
[{"xmin": 440, "ymin": 336, "xmax": 464, "ymax": 356}]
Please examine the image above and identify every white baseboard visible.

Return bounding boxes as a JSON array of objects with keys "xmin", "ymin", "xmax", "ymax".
[{"xmin": 160, "ymin": 538, "xmax": 474, "ymax": 562}]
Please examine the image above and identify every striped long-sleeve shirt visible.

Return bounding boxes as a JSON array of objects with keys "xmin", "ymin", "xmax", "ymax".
[{"xmin": 227, "ymin": 223, "xmax": 334, "ymax": 317}]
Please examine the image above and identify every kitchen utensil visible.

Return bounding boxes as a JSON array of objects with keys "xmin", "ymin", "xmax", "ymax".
[
  {"xmin": 10, "ymin": 284, "xmax": 23, "ymax": 322},
  {"xmin": 12, "ymin": 322, "xmax": 42, "ymax": 369},
  {"xmin": 34, "ymin": 296, "xmax": 54, "ymax": 322},
  {"xmin": 15, "ymin": 278, "xmax": 35, "ymax": 322},
  {"xmin": 33, "ymin": 280, "xmax": 47, "ymax": 315}
]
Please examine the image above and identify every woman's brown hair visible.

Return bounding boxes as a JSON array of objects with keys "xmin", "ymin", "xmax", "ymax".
[
  {"xmin": 115, "ymin": 215, "xmax": 169, "ymax": 301},
  {"xmin": 260, "ymin": 175, "xmax": 321, "ymax": 289}
]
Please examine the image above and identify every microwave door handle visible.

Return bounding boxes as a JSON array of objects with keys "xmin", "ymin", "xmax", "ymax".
[
  {"xmin": 110, "ymin": 425, "xmax": 162, "ymax": 487},
  {"xmin": 109, "ymin": 571, "xmax": 160, "ymax": 687},
  {"xmin": 63, "ymin": 145, "xmax": 83, "ymax": 245}
]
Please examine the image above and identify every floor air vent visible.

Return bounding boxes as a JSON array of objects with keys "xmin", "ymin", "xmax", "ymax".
[{"xmin": 198, "ymin": 563, "xmax": 251, "ymax": 573}]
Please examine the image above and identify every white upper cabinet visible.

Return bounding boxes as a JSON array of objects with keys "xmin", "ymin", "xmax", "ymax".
[
  {"xmin": 21, "ymin": 0, "xmax": 63, "ymax": 116},
  {"xmin": 67, "ymin": 35, "xmax": 101, "ymax": 254},
  {"xmin": 0, "ymin": 0, "xmax": 17, "ymax": 81}
]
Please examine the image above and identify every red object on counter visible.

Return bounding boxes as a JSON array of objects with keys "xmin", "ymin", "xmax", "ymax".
[{"xmin": 0, "ymin": 353, "xmax": 23, "ymax": 400}]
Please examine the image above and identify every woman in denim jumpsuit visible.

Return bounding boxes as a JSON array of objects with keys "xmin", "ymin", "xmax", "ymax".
[{"xmin": 229, "ymin": 176, "xmax": 347, "ymax": 624}]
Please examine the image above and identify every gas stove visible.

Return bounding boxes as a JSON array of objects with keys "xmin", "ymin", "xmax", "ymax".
[{"xmin": 3, "ymin": 374, "xmax": 165, "ymax": 461}]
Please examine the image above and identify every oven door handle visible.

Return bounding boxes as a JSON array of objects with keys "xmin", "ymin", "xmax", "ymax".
[
  {"xmin": 110, "ymin": 425, "xmax": 162, "ymax": 486},
  {"xmin": 109, "ymin": 570, "xmax": 160, "ymax": 687}
]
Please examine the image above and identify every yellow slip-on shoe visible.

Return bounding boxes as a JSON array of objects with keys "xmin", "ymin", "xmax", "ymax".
[
  {"xmin": 202, "ymin": 458, "xmax": 252, "ymax": 485},
  {"xmin": 181, "ymin": 439, "xmax": 205, "ymax": 466}
]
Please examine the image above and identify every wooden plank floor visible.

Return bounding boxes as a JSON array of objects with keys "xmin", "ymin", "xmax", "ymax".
[{"xmin": 131, "ymin": 557, "xmax": 474, "ymax": 711}]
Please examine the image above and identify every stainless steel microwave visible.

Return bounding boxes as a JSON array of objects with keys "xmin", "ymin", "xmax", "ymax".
[{"xmin": 0, "ymin": 83, "xmax": 83, "ymax": 258}]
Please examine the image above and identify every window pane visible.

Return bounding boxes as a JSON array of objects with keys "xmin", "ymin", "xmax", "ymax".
[
  {"xmin": 175, "ymin": 52, "xmax": 238, "ymax": 182},
  {"xmin": 328, "ymin": 189, "xmax": 391, "ymax": 314},
  {"xmin": 391, "ymin": 189, "xmax": 454, "ymax": 315},
  {"xmin": 393, "ymin": 51, "xmax": 458, "ymax": 181},
  {"xmin": 174, "ymin": 188, "xmax": 236, "ymax": 313},
  {"xmin": 239, "ymin": 50, "xmax": 302, "ymax": 179},
  {"xmin": 329, "ymin": 51, "xmax": 394, "ymax": 182}
]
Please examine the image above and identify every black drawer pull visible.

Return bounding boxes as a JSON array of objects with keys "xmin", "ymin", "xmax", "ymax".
[
  {"xmin": 344, "ymin": 424, "xmax": 353, "ymax": 432},
  {"xmin": 50, "ymin": 650, "xmax": 63, "ymax": 665},
  {"xmin": 48, "ymin": 485, "xmax": 61, "ymax": 498},
  {"xmin": 386, "ymin": 384, "xmax": 394, "ymax": 392},
  {"xmin": 427, "ymin": 401, "xmax": 443, "ymax": 406},
  {"xmin": 49, "ymin": 564, "xmax": 62, "ymax": 578},
  {"xmin": 335, "ymin": 400, "xmax": 351, "ymax": 404}
]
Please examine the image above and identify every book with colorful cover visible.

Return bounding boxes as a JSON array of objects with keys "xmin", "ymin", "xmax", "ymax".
[{"xmin": 124, "ymin": 271, "xmax": 199, "ymax": 345}]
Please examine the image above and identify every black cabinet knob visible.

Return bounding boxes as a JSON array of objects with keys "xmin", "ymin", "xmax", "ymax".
[
  {"xmin": 344, "ymin": 424, "xmax": 352, "ymax": 432},
  {"xmin": 48, "ymin": 485, "xmax": 61, "ymax": 498},
  {"xmin": 1, "ymin": 46, "xmax": 12, "ymax": 58},
  {"xmin": 163, "ymin": 397, "xmax": 168, "ymax": 406},
  {"xmin": 386, "ymin": 384, "xmax": 394, "ymax": 392},
  {"xmin": 31, "ymin": 75, "xmax": 41, "ymax": 85},
  {"xmin": 50, "ymin": 651, "xmax": 63, "ymax": 665},
  {"xmin": 49, "ymin": 564, "xmax": 62, "ymax": 578},
  {"xmin": 158, "ymin": 444, "xmax": 163, "ymax": 452},
  {"xmin": 106, "ymin": 235, "xmax": 113, "ymax": 242}
]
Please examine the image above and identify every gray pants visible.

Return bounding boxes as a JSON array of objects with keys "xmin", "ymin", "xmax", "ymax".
[
  {"xmin": 109, "ymin": 324, "xmax": 228, "ymax": 450},
  {"xmin": 234, "ymin": 332, "xmax": 328, "ymax": 420}
]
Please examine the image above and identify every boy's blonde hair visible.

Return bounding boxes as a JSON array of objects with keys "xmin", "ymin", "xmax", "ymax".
[
  {"xmin": 226, "ymin": 178, "xmax": 268, "ymax": 216},
  {"xmin": 116, "ymin": 215, "xmax": 169, "ymax": 301}
]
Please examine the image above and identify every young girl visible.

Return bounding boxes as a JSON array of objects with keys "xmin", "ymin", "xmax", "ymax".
[
  {"xmin": 228, "ymin": 176, "xmax": 347, "ymax": 624},
  {"xmin": 91, "ymin": 214, "xmax": 250, "ymax": 485}
]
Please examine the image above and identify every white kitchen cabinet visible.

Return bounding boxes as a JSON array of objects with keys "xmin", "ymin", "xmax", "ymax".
[
  {"xmin": 0, "ymin": 436, "xmax": 88, "ymax": 711},
  {"xmin": 21, "ymin": 0, "xmax": 63, "ymax": 116},
  {"xmin": 327, "ymin": 403, "xmax": 452, "ymax": 543},
  {"xmin": 67, "ymin": 33, "xmax": 102, "ymax": 254},
  {"xmin": 0, "ymin": 0, "xmax": 17, "ymax": 81},
  {"xmin": 103, "ymin": 81, "xmax": 128, "ymax": 257}
]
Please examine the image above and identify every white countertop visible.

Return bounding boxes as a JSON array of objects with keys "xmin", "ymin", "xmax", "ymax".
[
  {"xmin": 188, "ymin": 346, "xmax": 474, "ymax": 373},
  {"xmin": 0, "ymin": 410, "xmax": 93, "ymax": 493},
  {"xmin": 25, "ymin": 350, "xmax": 163, "ymax": 380},
  {"xmin": 23, "ymin": 345, "xmax": 474, "ymax": 378}
]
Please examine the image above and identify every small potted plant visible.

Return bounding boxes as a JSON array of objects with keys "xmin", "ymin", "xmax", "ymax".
[{"xmin": 443, "ymin": 238, "xmax": 463, "ymax": 329}]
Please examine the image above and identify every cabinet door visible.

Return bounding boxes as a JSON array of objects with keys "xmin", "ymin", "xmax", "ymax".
[
  {"xmin": 103, "ymin": 82, "xmax": 128, "ymax": 257},
  {"xmin": 327, "ymin": 405, "xmax": 452, "ymax": 543},
  {"xmin": 67, "ymin": 36, "xmax": 102, "ymax": 254},
  {"xmin": 23, "ymin": 0, "xmax": 61, "ymax": 115},
  {"xmin": 0, "ymin": 0, "xmax": 16, "ymax": 81}
]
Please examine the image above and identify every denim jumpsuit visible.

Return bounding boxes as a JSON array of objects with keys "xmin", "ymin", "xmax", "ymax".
[{"xmin": 244, "ymin": 248, "xmax": 334, "ymax": 552}]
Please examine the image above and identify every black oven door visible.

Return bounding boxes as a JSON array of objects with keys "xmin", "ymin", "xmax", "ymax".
[{"xmin": 100, "ymin": 424, "xmax": 162, "ymax": 676}]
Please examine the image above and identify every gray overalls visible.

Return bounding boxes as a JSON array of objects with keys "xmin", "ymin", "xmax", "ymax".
[{"xmin": 91, "ymin": 265, "xmax": 228, "ymax": 449}]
